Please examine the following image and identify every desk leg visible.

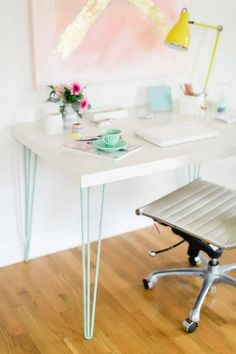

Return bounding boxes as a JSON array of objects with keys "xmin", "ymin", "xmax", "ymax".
[
  {"xmin": 187, "ymin": 164, "xmax": 201, "ymax": 182},
  {"xmin": 23, "ymin": 146, "xmax": 38, "ymax": 262},
  {"xmin": 80, "ymin": 185, "xmax": 105, "ymax": 340}
]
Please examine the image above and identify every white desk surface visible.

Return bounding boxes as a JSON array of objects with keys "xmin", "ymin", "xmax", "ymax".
[{"xmin": 11, "ymin": 111, "xmax": 236, "ymax": 188}]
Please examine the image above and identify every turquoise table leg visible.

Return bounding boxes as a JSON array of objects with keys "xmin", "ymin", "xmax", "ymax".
[
  {"xmin": 80, "ymin": 185, "xmax": 105, "ymax": 340},
  {"xmin": 187, "ymin": 164, "xmax": 201, "ymax": 183},
  {"xmin": 23, "ymin": 145, "xmax": 38, "ymax": 262}
]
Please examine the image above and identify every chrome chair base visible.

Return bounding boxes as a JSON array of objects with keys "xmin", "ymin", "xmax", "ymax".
[{"xmin": 143, "ymin": 259, "xmax": 236, "ymax": 332}]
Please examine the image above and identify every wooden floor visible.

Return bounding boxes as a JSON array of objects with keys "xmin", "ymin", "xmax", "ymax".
[{"xmin": 0, "ymin": 226, "xmax": 236, "ymax": 354}]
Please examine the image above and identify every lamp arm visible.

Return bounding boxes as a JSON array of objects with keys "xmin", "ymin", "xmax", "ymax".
[
  {"xmin": 202, "ymin": 30, "xmax": 221, "ymax": 92},
  {"xmin": 189, "ymin": 21, "xmax": 223, "ymax": 93},
  {"xmin": 189, "ymin": 21, "xmax": 223, "ymax": 32}
]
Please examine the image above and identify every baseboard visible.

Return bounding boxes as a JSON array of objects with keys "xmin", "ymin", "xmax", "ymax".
[
  {"xmin": 0, "ymin": 211, "xmax": 152, "ymax": 268},
  {"xmin": 0, "ymin": 228, "xmax": 82, "ymax": 268}
]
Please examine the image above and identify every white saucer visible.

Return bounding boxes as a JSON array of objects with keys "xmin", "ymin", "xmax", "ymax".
[{"xmin": 95, "ymin": 139, "xmax": 127, "ymax": 152}]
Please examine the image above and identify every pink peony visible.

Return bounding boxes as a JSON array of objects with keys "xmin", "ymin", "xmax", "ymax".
[
  {"xmin": 80, "ymin": 98, "xmax": 88, "ymax": 110},
  {"xmin": 70, "ymin": 82, "xmax": 81, "ymax": 95}
]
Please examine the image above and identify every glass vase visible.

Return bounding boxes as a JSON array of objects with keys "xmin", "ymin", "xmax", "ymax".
[
  {"xmin": 216, "ymin": 85, "xmax": 227, "ymax": 113},
  {"xmin": 63, "ymin": 104, "xmax": 78, "ymax": 130}
]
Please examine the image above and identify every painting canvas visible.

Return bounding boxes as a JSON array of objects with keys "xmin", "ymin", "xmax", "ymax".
[{"xmin": 31, "ymin": 0, "xmax": 186, "ymax": 87}]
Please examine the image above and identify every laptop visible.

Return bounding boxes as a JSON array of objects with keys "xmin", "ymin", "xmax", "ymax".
[{"xmin": 134, "ymin": 121, "xmax": 219, "ymax": 147}]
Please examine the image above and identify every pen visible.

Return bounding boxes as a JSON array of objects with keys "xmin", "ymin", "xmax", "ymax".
[{"xmin": 76, "ymin": 135, "xmax": 101, "ymax": 141}]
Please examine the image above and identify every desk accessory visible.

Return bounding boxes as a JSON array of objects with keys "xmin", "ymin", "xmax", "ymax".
[
  {"xmin": 101, "ymin": 128, "xmax": 121, "ymax": 147},
  {"xmin": 62, "ymin": 140, "xmax": 142, "ymax": 161},
  {"xmin": 216, "ymin": 85, "xmax": 227, "ymax": 113},
  {"xmin": 77, "ymin": 135, "xmax": 101, "ymax": 141},
  {"xmin": 69, "ymin": 123, "xmax": 83, "ymax": 139},
  {"xmin": 137, "ymin": 110, "xmax": 154, "ymax": 119},
  {"xmin": 95, "ymin": 139, "xmax": 127, "ymax": 152},
  {"xmin": 165, "ymin": 8, "xmax": 223, "ymax": 97},
  {"xmin": 149, "ymin": 86, "xmax": 173, "ymax": 112},
  {"xmin": 179, "ymin": 94, "xmax": 204, "ymax": 116},
  {"xmin": 89, "ymin": 109, "xmax": 128, "ymax": 122},
  {"xmin": 215, "ymin": 109, "xmax": 236, "ymax": 124},
  {"xmin": 216, "ymin": 98, "xmax": 226, "ymax": 113},
  {"xmin": 135, "ymin": 121, "xmax": 218, "ymax": 147},
  {"xmin": 91, "ymin": 119, "xmax": 113, "ymax": 127},
  {"xmin": 47, "ymin": 82, "xmax": 91, "ymax": 129},
  {"xmin": 44, "ymin": 113, "xmax": 63, "ymax": 136}
]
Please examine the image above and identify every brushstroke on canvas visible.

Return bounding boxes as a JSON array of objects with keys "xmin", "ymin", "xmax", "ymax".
[
  {"xmin": 31, "ymin": 0, "xmax": 186, "ymax": 87},
  {"xmin": 56, "ymin": 0, "xmax": 169, "ymax": 59}
]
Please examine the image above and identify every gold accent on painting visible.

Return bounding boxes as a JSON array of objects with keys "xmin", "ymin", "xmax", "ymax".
[
  {"xmin": 129, "ymin": 0, "xmax": 168, "ymax": 31},
  {"xmin": 56, "ymin": 0, "xmax": 168, "ymax": 59}
]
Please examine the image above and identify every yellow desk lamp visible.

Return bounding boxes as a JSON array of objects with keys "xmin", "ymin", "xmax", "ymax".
[{"xmin": 165, "ymin": 8, "xmax": 223, "ymax": 94}]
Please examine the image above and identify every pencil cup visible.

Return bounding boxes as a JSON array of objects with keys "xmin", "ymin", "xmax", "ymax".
[
  {"xmin": 179, "ymin": 94, "xmax": 204, "ymax": 116},
  {"xmin": 44, "ymin": 113, "xmax": 63, "ymax": 135}
]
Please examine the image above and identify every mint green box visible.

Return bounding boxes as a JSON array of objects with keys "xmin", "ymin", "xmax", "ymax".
[{"xmin": 149, "ymin": 86, "xmax": 173, "ymax": 112}]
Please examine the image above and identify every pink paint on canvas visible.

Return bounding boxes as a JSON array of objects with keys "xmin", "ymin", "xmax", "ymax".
[{"xmin": 31, "ymin": 0, "xmax": 187, "ymax": 87}]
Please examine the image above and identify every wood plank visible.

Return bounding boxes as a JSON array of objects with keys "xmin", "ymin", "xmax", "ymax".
[{"xmin": 0, "ymin": 227, "xmax": 235, "ymax": 353}]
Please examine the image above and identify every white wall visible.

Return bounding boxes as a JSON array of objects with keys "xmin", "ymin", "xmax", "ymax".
[{"xmin": 1, "ymin": 0, "xmax": 236, "ymax": 267}]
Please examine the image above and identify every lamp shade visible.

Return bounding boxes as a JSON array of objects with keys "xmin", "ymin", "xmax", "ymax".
[{"xmin": 165, "ymin": 8, "xmax": 190, "ymax": 50}]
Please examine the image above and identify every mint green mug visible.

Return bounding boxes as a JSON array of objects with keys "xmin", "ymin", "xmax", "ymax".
[{"xmin": 101, "ymin": 128, "xmax": 121, "ymax": 147}]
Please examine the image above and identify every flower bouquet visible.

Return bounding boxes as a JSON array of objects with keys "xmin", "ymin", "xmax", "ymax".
[{"xmin": 47, "ymin": 82, "xmax": 91, "ymax": 120}]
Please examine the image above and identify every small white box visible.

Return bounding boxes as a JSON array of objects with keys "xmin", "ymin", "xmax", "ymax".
[
  {"xmin": 89, "ymin": 109, "xmax": 128, "ymax": 121},
  {"xmin": 179, "ymin": 94, "xmax": 204, "ymax": 116}
]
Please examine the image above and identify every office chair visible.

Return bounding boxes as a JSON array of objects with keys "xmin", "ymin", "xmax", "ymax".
[{"xmin": 136, "ymin": 179, "xmax": 236, "ymax": 333}]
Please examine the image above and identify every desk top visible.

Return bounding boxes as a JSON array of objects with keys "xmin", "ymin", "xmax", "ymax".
[{"xmin": 12, "ymin": 111, "xmax": 236, "ymax": 187}]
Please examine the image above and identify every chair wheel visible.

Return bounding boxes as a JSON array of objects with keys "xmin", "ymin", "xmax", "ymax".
[
  {"xmin": 182, "ymin": 318, "xmax": 198, "ymax": 333},
  {"xmin": 143, "ymin": 278, "xmax": 155, "ymax": 289}
]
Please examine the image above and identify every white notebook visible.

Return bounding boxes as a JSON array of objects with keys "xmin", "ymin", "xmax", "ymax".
[{"xmin": 134, "ymin": 121, "xmax": 219, "ymax": 147}]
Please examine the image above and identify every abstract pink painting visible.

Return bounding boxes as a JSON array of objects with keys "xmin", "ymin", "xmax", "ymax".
[{"xmin": 31, "ymin": 0, "xmax": 186, "ymax": 87}]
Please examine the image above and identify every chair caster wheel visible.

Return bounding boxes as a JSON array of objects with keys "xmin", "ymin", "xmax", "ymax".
[
  {"xmin": 143, "ymin": 278, "xmax": 155, "ymax": 289},
  {"xmin": 182, "ymin": 318, "xmax": 198, "ymax": 333}
]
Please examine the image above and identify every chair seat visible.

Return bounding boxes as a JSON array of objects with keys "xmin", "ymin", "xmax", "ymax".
[{"xmin": 138, "ymin": 179, "xmax": 236, "ymax": 249}]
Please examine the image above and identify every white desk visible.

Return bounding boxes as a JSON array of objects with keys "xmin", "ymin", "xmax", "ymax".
[{"xmin": 12, "ymin": 111, "xmax": 236, "ymax": 339}]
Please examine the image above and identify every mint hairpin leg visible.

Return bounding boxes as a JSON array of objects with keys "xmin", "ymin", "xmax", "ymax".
[
  {"xmin": 195, "ymin": 164, "xmax": 201, "ymax": 179},
  {"xmin": 80, "ymin": 184, "xmax": 105, "ymax": 340},
  {"xmin": 23, "ymin": 145, "xmax": 38, "ymax": 262},
  {"xmin": 187, "ymin": 164, "xmax": 201, "ymax": 182}
]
